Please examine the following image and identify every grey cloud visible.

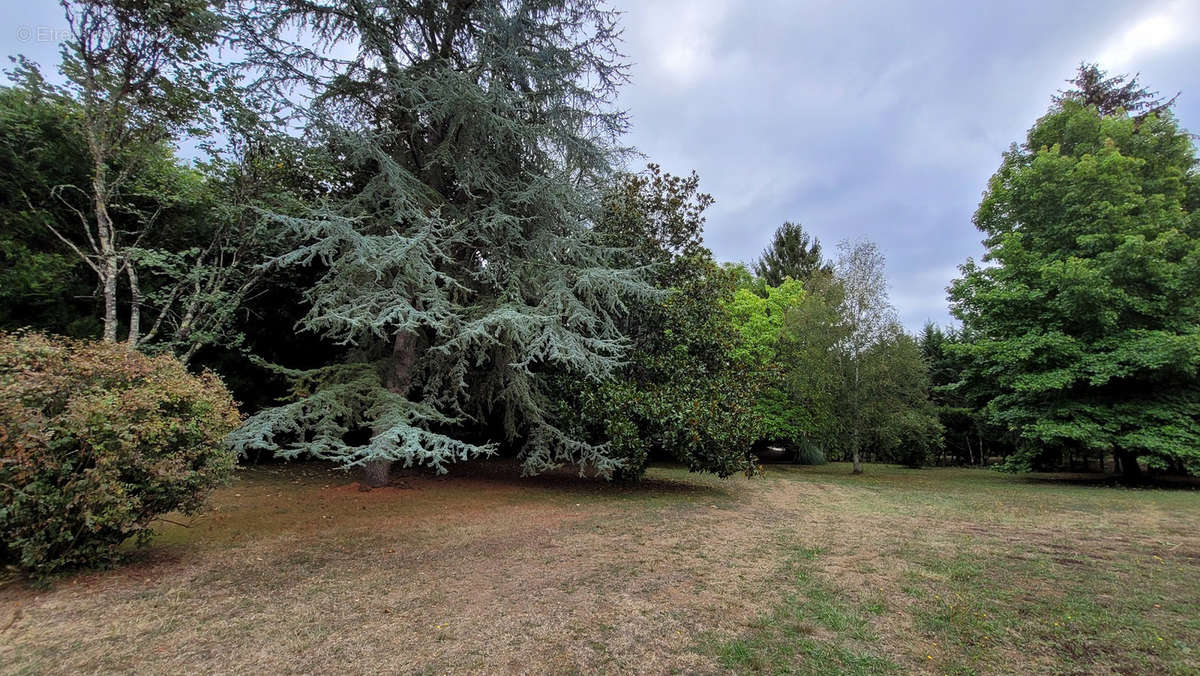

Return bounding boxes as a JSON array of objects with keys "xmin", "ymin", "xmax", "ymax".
[
  {"xmin": 613, "ymin": 0, "xmax": 1200, "ymax": 329},
  {"xmin": 4, "ymin": 2, "xmax": 1197, "ymax": 330}
]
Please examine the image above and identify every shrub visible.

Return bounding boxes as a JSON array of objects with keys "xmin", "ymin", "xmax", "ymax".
[{"xmin": 0, "ymin": 332, "xmax": 240, "ymax": 579}]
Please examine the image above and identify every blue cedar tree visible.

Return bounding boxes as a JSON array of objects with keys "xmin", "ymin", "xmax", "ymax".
[{"xmin": 226, "ymin": 1, "xmax": 653, "ymax": 481}]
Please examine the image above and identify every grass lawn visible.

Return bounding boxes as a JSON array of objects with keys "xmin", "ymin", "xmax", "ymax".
[{"xmin": 2, "ymin": 461, "xmax": 1197, "ymax": 674}]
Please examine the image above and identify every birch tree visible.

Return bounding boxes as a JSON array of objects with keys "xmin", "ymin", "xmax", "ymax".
[
  {"xmin": 835, "ymin": 239, "xmax": 897, "ymax": 474},
  {"xmin": 46, "ymin": 0, "xmax": 223, "ymax": 343}
]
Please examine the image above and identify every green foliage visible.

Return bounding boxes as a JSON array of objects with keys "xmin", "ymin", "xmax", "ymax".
[
  {"xmin": 726, "ymin": 250, "xmax": 942, "ymax": 468},
  {"xmin": 0, "ymin": 81, "xmax": 98, "ymax": 336},
  {"xmin": 0, "ymin": 48, "xmax": 289, "ymax": 364},
  {"xmin": 753, "ymin": 221, "xmax": 832, "ymax": 287},
  {"xmin": 1054, "ymin": 62, "xmax": 1176, "ymax": 119},
  {"xmin": 0, "ymin": 332, "xmax": 240, "ymax": 579},
  {"xmin": 230, "ymin": 359, "xmax": 494, "ymax": 473},
  {"xmin": 794, "ymin": 439, "xmax": 828, "ymax": 465},
  {"xmin": 29, "ymin": 0, "xmax": 228, "ymax": 344},
  {"xmin": 919, "ymin": 323, "xmax": 1013, "ymax": 466},
  {"xmin": 603, "ymin": 264, "xmax": 761, "ymax": 478},
  {"xmin": 131, "ymin": 121, "xmax": 302, "ymax": 365},
  {"xmin": 779, "ymin": 272, "xmax": 847, "ymax": 453},
  {"xmin": 56, "ymin": 0, "xmax": 225, "ymax": 137},
  {"xmin": 722, "ymin": 261, "xmax": 764, "ymax": 294},
  {"xmin": 949, "ymin": 70, "xmax": 1200, "ymax": 477},
  {"xmin": 805, "ymin": 241, "xmax": 940, "ymax": 469},
  {"xmin": 728, "ymin": 278, "xmax": 810, "ymax": 445},
  {"xmin": 560, "ymin": 165, "xmax": 762, "ymax": 479},
  {"xmin": 728, "ymin": 279, "xmax": 806, "ymax": 364},
  {"xmin": 861, "ymin": 332, "xmax": 943, "ymax": 468}
]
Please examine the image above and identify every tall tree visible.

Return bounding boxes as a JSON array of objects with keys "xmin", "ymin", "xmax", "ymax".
[
  {"xmin": 753, "ymin": 221, "xmax": 831, "ymax": 287},
  {"xmin": 834, "ymin": 239, "xmax": 897, "ymax": 474},
  {"xmin": 949, "ymin": 70, "xmax": 1200, "ymax": 478},
  {"xmin": 132, "ymin": 89, "xmax": 301, "ymax": 365},
  {"xmin": 781, "ymin": 269, "xmax": 847, "ymax": 457},
  {"xmin": 727, "ymin": 277, "xmax": 808, "ymax": 449},
  {"xmin": 227, "ymin": 0, "xmax": 651, "ymax": 484},
  {"xmin": 0, "ymin": 68, "xmax": 286, "ymax": 366},
  {"xmin": 856, "ymin": 330, "xmax": 942, "ymax": 468},
  {"xmin": 919, "ymin": 323, "xmax": 1014, "ymax": 467},
  {"xmin": 555, "ymin": 165, "xmax": 763, "ymax": 479},
  {"xmin": 39, "ymin": 0, "xmax": 224, "ymax": 343}
]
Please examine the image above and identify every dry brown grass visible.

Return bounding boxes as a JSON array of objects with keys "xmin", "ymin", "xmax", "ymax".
[{"xmin": 2, "ymin": 461, "xmax": 1198, "ymax": 674}]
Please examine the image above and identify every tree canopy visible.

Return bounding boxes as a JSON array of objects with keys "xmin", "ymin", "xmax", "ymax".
[
  {"xmin": 226, "ymin": 0, "xmax": 655, "ymax": 482},
  {"xmin": 5, "ymin": 6, "xmax": 1191, "ymax": 486},
  {"xmin": 1054, "ymin": 62, "xmax": 1178, "ymax": 120},
  {"xmin": 557, "ymin": 165, "xmax": 762, "ymax": 479},
  {"xmin": 753, "ymin": 221, "xmax": 832, "ymax": 287},
  {"xmin": 950, "ymin": 69, "xmax": 1200, "ymax": 477}
]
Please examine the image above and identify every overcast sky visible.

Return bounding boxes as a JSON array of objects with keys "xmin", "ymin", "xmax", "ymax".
[
  {"xmin": 6, "ymin": 1, "xmax": 1200, "ymax": 329},
  {"xmin": 610, "ymin": 0, "xmax": 1200, "ymax": 329}
]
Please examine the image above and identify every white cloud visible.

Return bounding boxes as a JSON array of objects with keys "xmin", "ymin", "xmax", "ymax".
[
  {"xmin": 631, "ymin": 0, "xmax": 732, "ymax": 88},
  {"xmin": 1097, "ymin": 1, "xmax": 1198, "ymax": 68}
]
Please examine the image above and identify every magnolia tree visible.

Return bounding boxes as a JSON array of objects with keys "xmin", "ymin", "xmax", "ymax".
[{"xmin": 565, "ymin": 165, "xmax": 763, "ymax": 479}]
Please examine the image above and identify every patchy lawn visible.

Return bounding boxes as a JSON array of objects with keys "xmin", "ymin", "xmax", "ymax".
[{"xmin": 2, "ymin": 461, "xmax": 1198, "ymax": 674}]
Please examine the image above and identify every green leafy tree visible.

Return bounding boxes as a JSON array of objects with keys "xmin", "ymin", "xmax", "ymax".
[
  {"xmin": 919, "ymin": 323, "xmax": 1013, "ymax": 467},
  {"xmin": 949, "ymin": 67, "xmax": 1200, "ymax": 478},
  {"xmin": 833, "ymin": 239, "xmax": 896, "ymax": 473},
  {"xmin": 728, "ymin": 278, "xmax": 809, "ymax": 447},
  {"xmin": 131, "ymin": 92, "xmax": 302, "ymax": 365},
  {"xmin": 0, "ymin": 79, "xmax": 98, "ymax": 336},
  {"xmin": 227, "ymin": 0, "xmax": 653, "ymax": 484},
  {"xmin": 734, "ymin": 238, "xmax": 940, "ymax": 469},
  {"xmin": 0, "ymin": 68, "xmax": 288, "ymax": 367},
  {"xmin": 780, "ymin": 270, "xmax": 848, "ymax": 458},
  {"xmin": 723, "ymin": 261, "xmax": 762, "ymax": 294},
  {"xmin": 920, "ymin": 323, "xmax": 975, "ymax": 465},
  {"xmin": 753, "ymin": 221, "xmax": 831, "ymax": 287},
  {"xmin": 554, "ymin": 165, "xmax": 761, "ymax": 479},
  {"xmin": 857, "ymin": 331, "xmax": 942, "ymax": 468}
]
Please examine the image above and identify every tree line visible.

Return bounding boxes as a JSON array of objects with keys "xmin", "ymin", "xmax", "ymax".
[{"xmin": 3, "ymin": 2, "xmax": 1197, "ymax": 485}]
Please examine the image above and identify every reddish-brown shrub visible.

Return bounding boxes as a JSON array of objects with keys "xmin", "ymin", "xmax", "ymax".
[{"xmin": 0, "ymin": 332, "xmax": 240, "ymax": 579}]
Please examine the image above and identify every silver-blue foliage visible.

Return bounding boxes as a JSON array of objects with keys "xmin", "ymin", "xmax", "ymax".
[{"xmin": 226, "ymin": 0, "xmax": 653, "ymax": 476}]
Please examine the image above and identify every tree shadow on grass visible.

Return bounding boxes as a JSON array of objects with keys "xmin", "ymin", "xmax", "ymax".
[
  {"xmin": 237, "ymin": 457, "xmax": 740, "ymax": 502},
  {"xmin": 426, "ymin": 457, "xmax": 740, "ymax": 501},
  {"xmin": 1018, "ymin": 472, "xmax": 1200, "ymax": 491}
]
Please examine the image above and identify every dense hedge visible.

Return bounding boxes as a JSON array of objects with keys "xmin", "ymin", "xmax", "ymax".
[{"xmin": 0, "ymin": 332, "xmax": 240, "ymax": 579}]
